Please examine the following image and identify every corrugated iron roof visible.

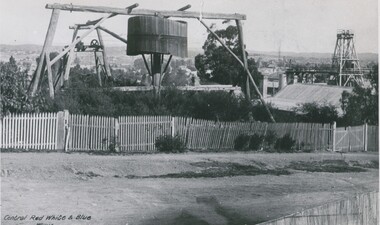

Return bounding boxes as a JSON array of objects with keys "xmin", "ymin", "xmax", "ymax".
[{"xmin": 265, "ymin": 84, "xmax": 353, "ymax": 114}]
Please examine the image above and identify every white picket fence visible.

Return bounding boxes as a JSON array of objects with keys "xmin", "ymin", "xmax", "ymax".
[
  {"xmin": 0, "ymin": 113, "xmax": 58, "ymax": 150},
  {"xmin": 0, "ymin": 111, "xmax": 378, "ymax": 152}
]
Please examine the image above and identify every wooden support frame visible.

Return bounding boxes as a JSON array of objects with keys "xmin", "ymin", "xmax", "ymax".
[
  {"xmin": 94, "ymin": 52, "xmax": 103, "ymax": 86},
  {"xmin": 30, "ymin": 3, "xmax": 277, "ymax": 122},
  {"xmin": 50, "ymin": 14, "xmax": 111, "ymax": 65},
  {"xmin": 83, "ymin": 4, "xmax": 139, "ymax": 26},
  {"xmin": 30, "ymin": 3, "xmax": 139, "ymax": 97},
  {"xmin": 160, "ymin": 55, "xmax": 173, "ymax": 83},
  {"xmin": 63, "ymin": 25, "xmax": 79, "ymax": 84},
  {"xmin": 141, "ymin": 54, "xmax": 151, "ymax": 76},
  {"xmin": 236, "ymin": 20, "xmax": 251, "ymax": 100},
  {"xmin": 98, "ymin": 27, "xmax": 128, "ymax": 44},
  {"xmin": 69, "ymin": 26, "xmax": 128, "ymax": 44},
  {"xmin": 45, "ymin": 52, "xmax": 55, "ymax": 98},
  {"xmin": 30, "ymin": 9, "xmax": 60, "ymax": 96},
  {"xmin": 96, "ymin": 28, "xmax": 112, "ymax": 77},
  {"xmin": 46, "ymin": 3, "xmax": 246, "ymax": 20}
]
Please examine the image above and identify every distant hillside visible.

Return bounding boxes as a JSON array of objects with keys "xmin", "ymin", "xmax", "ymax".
[
  {"xmin": 0, "ymin": 44, "xmax": 377, "ymax": 64},
  {"xmin": 0, "ymin": 44, "xmax": 62, "ymax": 52},
  {"xmin": 248, "ymin": 50, "xmax": 378, "ymax": 61}
]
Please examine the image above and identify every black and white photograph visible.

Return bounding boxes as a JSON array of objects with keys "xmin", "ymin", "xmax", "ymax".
[{"xmin": 0, "ymin": 0, "xmax": 378, "ymax": 224}]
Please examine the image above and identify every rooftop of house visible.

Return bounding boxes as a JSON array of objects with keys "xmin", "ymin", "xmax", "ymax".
[{"xmin": 265, "ymin": 83, "xmax": 353, "ymax": 114}]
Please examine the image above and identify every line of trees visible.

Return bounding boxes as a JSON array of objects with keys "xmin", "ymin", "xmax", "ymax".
[{"xmin": 0, "ymin": 56, "xmax": 377, "ymax": 126}]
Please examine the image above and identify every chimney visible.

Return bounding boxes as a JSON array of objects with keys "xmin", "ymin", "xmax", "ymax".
[
  {"xmin": 278, "ymin": 73, "xmax": 287, "ymax": 90},
  {"xmin": 293, "ymin": 75, "xmax": 298, "ymax": 84},
  {"xmin": 260, "ymin": 74, "xmax": 268, "ymax": 98}
]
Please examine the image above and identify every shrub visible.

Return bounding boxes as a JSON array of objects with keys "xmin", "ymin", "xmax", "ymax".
[
  {"xmin": 261, "ymin": 130, "xmax": 278, "ymax": 152},
  {"xmin": 264, "ymin": 130, "xmax": 277, "ymax": 146},
  {"xmin": 155, "ymin": 135, "xmax": 185, "ymax": 153},
  {"xmin": 249, "ymin": 134, "xmax": 263, "ymax": 151},
  {"xmin": 234, "ymin": 134, "xmax": 250, "ymax": 151},
  {"xmin": 274, "ymin": 134, "xmax": 296, "ymax": 153}
]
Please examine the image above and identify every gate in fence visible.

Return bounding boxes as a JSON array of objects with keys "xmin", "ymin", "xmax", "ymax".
[
  {"xmin": 68, "ymin": 114, "xmax": 116, "ymax": 151},
  {"xmin": 334, "ymin": 124, "xmax": 378, "ymax": 152},
  {"xmin": 0, "ymin": 111, "xmax": 378, "ymax": 152},
  {"xmin": 118, "ymin": 116, "xmax": 172, "ymax": 152}
]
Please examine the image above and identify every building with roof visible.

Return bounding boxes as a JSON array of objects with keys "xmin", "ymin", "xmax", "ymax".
[{"xmin": 264, "ymin": 83, "xmax": 353, "ymax": 115}]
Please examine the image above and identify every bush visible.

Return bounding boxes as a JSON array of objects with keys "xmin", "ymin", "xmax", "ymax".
[
  {"xmin": 264, "ymin": 130, "xmax": 277, "ymax": 146},
  {"xmin": 155, "ymin": 135, "xmax": 185, "ymax": 153},
  {"xmin": 261, "ymin": 130, "xmax": 278, "ymax": 152},
  {"xmin": 102, "ymin": 136, "xmax": 119, "ymax": 153},
  {"xmin": 274, "ymin": 134, "xmax": 296, "ymax": 153},
  {"xmin": 234, "ymin": 134, "xmax": 250, "ymax": 151},
  {"xmin": 249, "ymin": 134, "xmax": 263, "ymax": 151}
]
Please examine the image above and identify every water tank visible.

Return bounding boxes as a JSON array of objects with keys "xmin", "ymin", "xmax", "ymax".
[{"xmin": 127, "ymin": 16, "xmax": 188, "ymax": 58}]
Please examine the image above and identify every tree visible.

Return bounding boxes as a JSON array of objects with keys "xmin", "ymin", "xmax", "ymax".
[
  {"xmin": 195, "ymin": 25, "xmax": 260, "ymax": 93},
  {"xmin": 0, "ymin": 57, "xmax": 40, "ymax": 115},
  {"xmin": 293, "ymin": 102, "xmax": 339, "ymax": 124},
  {"xmin": 340, "ymin": 64, "xmax": 378, "ymax": 126}
]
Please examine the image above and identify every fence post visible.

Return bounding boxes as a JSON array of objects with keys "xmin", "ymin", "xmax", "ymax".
[
  {"xmin": 332, "ymin": 121, "xmax": 336, "ymax": 152},
  {"xmin": 56, "ymin": 110, "xmax": 69, "ymax": 150},
  {"xmin": 364, "ymin": 123, "xmax": 368, "ymax": 151},
  {"xmin": 0, "ymin": 115, "xmax": 2, "ymax": 148},
  {"xmin": 114, "ymin": 117, "xmax": 120, "ymax": 152},
  {"xmin": 171, "ymin": 117, "xmax": 175, "ymax": 137}
]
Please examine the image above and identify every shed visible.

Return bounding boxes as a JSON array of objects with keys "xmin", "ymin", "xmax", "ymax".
[{"xmin": 265, "ymin": 83, "xmax": 353, "ymax": 115}]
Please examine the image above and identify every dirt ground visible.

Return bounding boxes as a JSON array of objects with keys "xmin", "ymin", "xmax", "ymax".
[{"xmin": 1, "ymin": 152, "xmax": 378, "ymax": 225}]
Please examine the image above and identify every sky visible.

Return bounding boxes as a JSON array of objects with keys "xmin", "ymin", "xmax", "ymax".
[{"xmin": 0, "ymin": 0, "xmax": 378, "ymax": 53}]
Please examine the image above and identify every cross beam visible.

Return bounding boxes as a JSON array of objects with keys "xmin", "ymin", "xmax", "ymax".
[{"xmin": 46, "ymin": 3, "xmax": 246, "ymax": 20}]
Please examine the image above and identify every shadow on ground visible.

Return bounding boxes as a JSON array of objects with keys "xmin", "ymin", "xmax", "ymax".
[{"xmin": 141, "ymin": 195, "xmax": 265, "ymax": 225}]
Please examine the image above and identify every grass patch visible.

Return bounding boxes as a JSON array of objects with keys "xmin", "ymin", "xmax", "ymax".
[
  {"xmin": 350, "ymin": 160, "xmax": 379, "ymax": 169},
  {"xmin": 289, "ymin": 160, "xmax": 367, "ymax": 173},
  {"xmin": 75, "ymin": 171, "xmax": 102, "ymax": 178},
  {"xmin": 126, "ymin": 161, "xmax": 290, "ymax": 179}
]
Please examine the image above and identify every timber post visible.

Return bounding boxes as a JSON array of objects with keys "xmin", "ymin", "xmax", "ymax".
[
  {"xmin": 236, "ymin": 19, "xmax": 251, "ymax": 100},
  {"xmin": 30, "ymin": 9, "xmax": 60, "ymax": 96},
  {"xmin": 45, "ymin": 52, "xmax": 55, "ymax": 98},
  {"xmin": 94, "ymin": 52, "xmax": 103, "ymax": 87},
  {"xmin": 364, "ymin": 123, "xmax": 368, "ymax": 151},
  {"xmin": 171, "ymin": 117, "xmax": 175, "ymax": 137},
  {"xmin": 57, "ymin": 110, "xmax": 69, "ymax": 151},
  {"xmin": 332, "ymin": 121, "xmax": 336, "ymax": 151},
  {"xmin": 152, "ymin": 53, "xmax": 162, "ymax": 96},
  {"xmin": 96, "ymin": 28, "xmax": 112, "ymax": 77},
  {"xmin": 114, "ymin": 118, "xmax": 120, "ymax": 152},
  {"xmin": 63, "ymin": 25, "xmax": 79, "ymax": 86}
]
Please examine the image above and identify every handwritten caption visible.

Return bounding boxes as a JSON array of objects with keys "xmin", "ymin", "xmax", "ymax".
[{"xmin": 4, "ymin": 214, "xmax": 91, "ymax": 223}]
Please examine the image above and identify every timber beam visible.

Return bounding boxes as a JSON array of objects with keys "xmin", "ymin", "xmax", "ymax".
[
  {"xmin": 70, "ymin": 26, "xmax": 128, "ymax": 44},
  {"xmin": 46, "ymin": 4, "xmax": 246, "ymax": 20}
]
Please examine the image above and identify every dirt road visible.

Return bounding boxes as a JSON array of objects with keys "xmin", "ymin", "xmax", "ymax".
[{"xmin": 1, "ymin": 152, "xmax": 378, "ymax": 225}]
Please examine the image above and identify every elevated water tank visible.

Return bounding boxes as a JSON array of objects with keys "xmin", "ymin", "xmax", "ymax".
[{"xmin": 127, "ymin": 16, "xmax": 188, "ymax": 58}]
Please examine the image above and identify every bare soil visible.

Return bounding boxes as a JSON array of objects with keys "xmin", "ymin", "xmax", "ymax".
[{"xmin": 1, "ymin": 152, "xmax": 378, "ymax": 225}]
